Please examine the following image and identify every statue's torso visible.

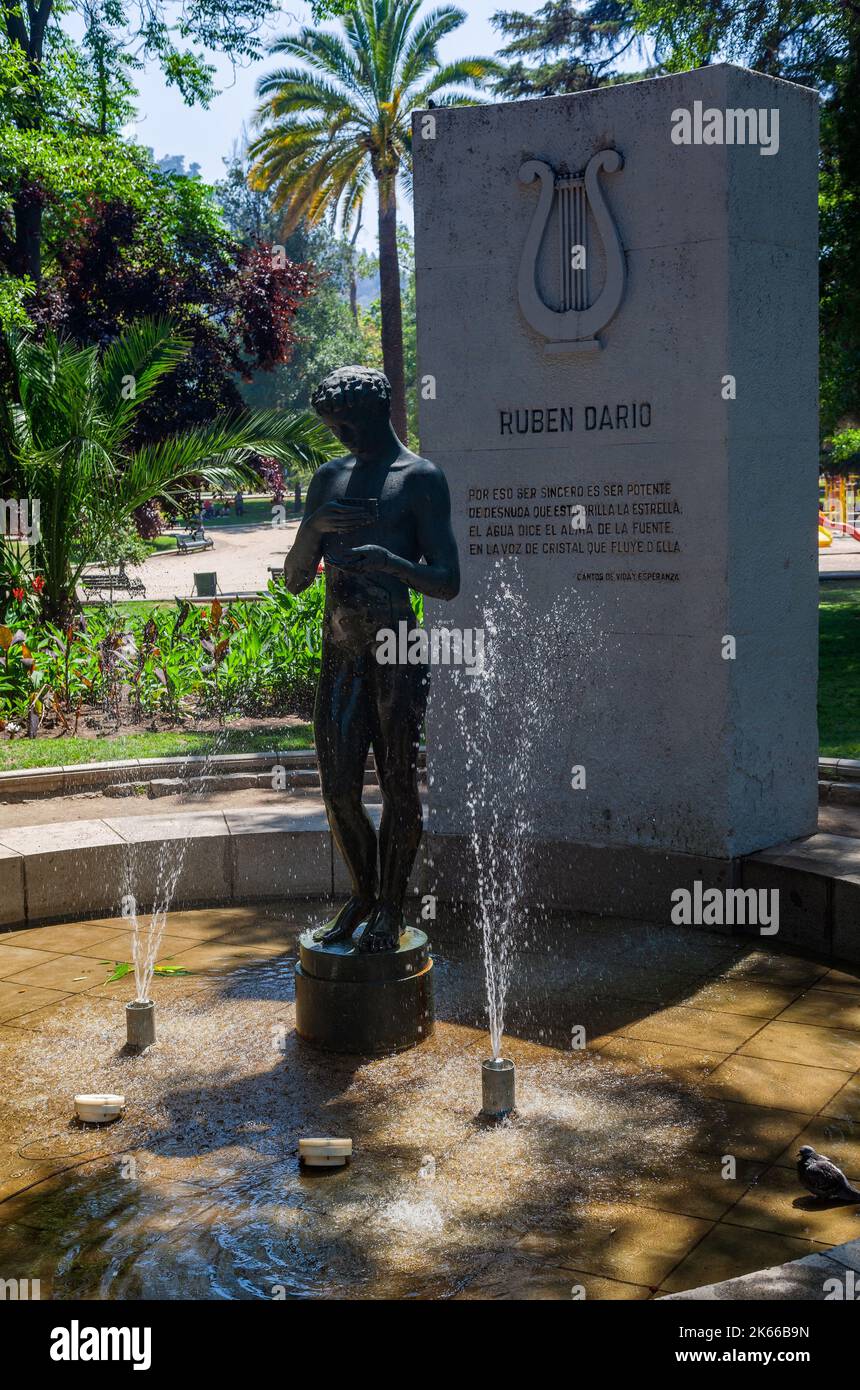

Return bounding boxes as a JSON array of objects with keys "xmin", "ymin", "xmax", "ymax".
[{"xmin": 318, "ymin": 454, "xmax": 424, "ymax": 651}]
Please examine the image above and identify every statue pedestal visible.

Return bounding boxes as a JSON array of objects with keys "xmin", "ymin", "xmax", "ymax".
[{"xmin": 295, "ymin": 927, "xmax": 434, "ymax": 1054}]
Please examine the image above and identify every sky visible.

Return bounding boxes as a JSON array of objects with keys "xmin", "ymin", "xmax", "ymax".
[
  {"xmin": 114, "ymin": 1, "xmax": 651, "ymax": 251},
  {"xmin": 124, "ymin": 0, "xmax": 525, "ymax": 246}
]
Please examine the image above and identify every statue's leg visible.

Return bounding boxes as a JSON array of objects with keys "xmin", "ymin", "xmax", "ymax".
[
  {"xmin": 314, "ymin": 648, "xmax": 377, "ymax": 944},
  {"xmin": 356, "ymin": 660, "xmax": 429, "ymax": 953}
]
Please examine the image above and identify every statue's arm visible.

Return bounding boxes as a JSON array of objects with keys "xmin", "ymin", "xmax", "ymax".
[
  {"xmin": 282, "ymin": 471, "xmax": 327, "ymax": 594},
  {"xmin": 383, "ymin": 466, "xmax": 460, "ymax": 601}
]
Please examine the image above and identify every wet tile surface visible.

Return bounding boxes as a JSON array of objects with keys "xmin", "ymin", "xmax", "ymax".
[
  {"xmin": 658, "ymin": 1226, "xmax": 827, "ymax": 1295},
  {"xmin": 704, "ymin": 1055, "xmax": 853, "ymax": 1112},
  {"xmin": 0, "ymin": 903, "xmax": 858, "ymax": 1300}
]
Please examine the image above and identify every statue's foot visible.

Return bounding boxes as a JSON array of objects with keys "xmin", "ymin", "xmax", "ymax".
[
  {"xmin": 356, "ymin": 903, "xmax": 402, "ymax": 954},
  {"xmin": 314, "ymin": 896, "xmax": 374, "ymax": 945}
]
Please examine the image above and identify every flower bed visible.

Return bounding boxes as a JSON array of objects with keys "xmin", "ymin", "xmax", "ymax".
[{"xmin": 0, "ymin": 581, "xmax": 328, "ymax": 735}]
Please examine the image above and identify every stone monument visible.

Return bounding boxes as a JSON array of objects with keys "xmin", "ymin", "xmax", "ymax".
[
  {"xmin": 285, "ymin": 366, "xmax": 459, "ymax": 1051},
  {"xmin": 412, "ymin": 65, "xmax": 819, "ymax": 919}
]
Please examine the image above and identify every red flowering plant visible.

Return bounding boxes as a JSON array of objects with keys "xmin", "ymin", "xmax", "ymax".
[{"xmin": 0, "ymin": 537, "xmax": 42, "ymax": 622}]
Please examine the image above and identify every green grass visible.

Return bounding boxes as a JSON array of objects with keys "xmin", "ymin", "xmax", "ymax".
[
  {"xmin": 0, "ymin": 724, "xmax": 314, "ymax": 771},
  {"xmin": 80, "ymin": 599, "xmax": 176, "ymax": 620},
  {"xmin": 819, "ymin": 583, "xmax": 860, "ymax": 759},
  {"xmin": 200, "ymin": 498, "xmax": 288, "ymax": 528},
  {"xmin": 171, "ymin": 498, "xmax": 300, "ymax": 530}
]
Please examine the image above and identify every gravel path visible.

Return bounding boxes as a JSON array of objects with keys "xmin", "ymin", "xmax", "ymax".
[{"xmin": 127, "ymin": 520, "xmax": 301, "ymax": 600}]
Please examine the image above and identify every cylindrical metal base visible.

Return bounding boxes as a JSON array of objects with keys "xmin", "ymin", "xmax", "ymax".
[
  {"xmin": 481, "ymin": 1058, "xmax": 515, "ymax": 1118},
  {"xmin": 295, "ymin": 927, "xmax": 433, "ymax": 1054},
  {"xmin": 126, "ymin": 1000, "xmax": 156, "ymax": 1051}
]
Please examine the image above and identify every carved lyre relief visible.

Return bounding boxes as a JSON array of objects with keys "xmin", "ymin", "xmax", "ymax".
[{"xmin": 517, "ymin": 149, "xmax": 626, "ymax": 353}]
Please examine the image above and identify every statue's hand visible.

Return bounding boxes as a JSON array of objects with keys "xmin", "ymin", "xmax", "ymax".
[
  {"xmin": 335, "ymin": 545, "xmax": 393, "ymax": 574},
  {"xmin": 311, "ymin": 499, "xmax": 376, "ymax": 534}
]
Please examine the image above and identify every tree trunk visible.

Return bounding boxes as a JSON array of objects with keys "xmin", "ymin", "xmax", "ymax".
[
  {"xmin": 4, "ymin": 0, "xmax": 54, "ymax": 284},
  {"xmin": 376, "ymin": 173, "xmax": 407, "ymax": 443},
  {"xmin": 348, "ymin": 211, "xmax": 361, "ymax": 324},
  {"xmin": 12, "ymin": 190, "xmax": 42, "ymax": 282}
]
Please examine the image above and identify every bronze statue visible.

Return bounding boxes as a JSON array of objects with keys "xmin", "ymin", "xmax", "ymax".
[{"xmin": 284, "ymin": 367, "xmax": 460, "ymax": 953}]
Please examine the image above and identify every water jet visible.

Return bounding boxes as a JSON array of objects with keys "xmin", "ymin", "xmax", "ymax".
[
  {"xmin": 126, "ymin": 1000, "xmax": 156, "ymax": 1051},
  {"xmin": 481, "ymin": 1057, "xmax": 515, "ymax": 1119}
]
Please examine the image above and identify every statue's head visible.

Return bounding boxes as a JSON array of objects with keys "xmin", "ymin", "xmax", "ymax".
[{"xmin": 311, "ymin": 366, "xmax": 392, "ymax": 456}]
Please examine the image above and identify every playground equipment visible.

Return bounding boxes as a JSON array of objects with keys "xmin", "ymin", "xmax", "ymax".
[{"xmin": 821, "ymin": 475, "xmax": 860, "ymax": 541}]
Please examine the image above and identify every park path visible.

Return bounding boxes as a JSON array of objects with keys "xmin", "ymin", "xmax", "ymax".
[
  {"xmin": 820, "ymin": 534, "xmax": 860, "ymax": 574},
  {"xmin": 129, "ymin": 518, "xmax": 301, "ymax": 600}
]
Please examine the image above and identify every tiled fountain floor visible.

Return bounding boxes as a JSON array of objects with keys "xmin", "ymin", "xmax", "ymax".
[{"xmin": 0, "ymin": 902, "xmax": 858, "ymax": 1300}]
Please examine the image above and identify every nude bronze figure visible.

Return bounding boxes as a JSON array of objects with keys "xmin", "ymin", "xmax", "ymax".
[{"xmin": 283, "ymin": 366, "xmax": 460, "ymax": 953}]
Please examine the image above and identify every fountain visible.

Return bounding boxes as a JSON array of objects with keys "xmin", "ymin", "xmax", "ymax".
[
  {"xmin": 121, "ymin": 728, "xmax": 237, "ymax": 1051},
  {"xmin": 455, "ymin": 569, "xmax": 604, "ymax": 1106}
]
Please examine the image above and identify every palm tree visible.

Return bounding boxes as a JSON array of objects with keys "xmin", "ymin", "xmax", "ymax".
[
  {"xmin": 0, "ymin": 318, "xmax": 335, "ymax": 622},
  {"xmin": 249, "ymin": 0, "xmax": 499, "ymax": 442}
]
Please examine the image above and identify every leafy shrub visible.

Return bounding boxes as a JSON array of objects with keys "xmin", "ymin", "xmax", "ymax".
[
  {"xmin": 0, "ymin": 579, "xmax": 423, "ymax": 734},
  {"xmin": 0, "ymin": 582, "xmax": 319, "ymax": 729}
]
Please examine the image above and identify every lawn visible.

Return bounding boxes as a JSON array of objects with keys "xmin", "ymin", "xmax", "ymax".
[
  {"xmin": 80, "ymin": 599, "xmax": 177, "ymax": 620},
  {"xmin": 201, "ymin": 498, "xmax": 297, "ymax": 527},
  {"xmin": 0, "ymin": 724, "xmax": 314, "ymax": 771},
  {"xmin": 819, "ymin": 583, "xmax": 860, "ymax": 759}
]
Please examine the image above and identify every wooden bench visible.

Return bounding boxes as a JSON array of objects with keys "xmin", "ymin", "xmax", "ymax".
[{"xmin": 81, "ymin": 566, "xmax": 147, "ymax": 601}]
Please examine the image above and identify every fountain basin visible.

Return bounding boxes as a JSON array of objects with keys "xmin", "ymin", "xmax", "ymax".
[
  {"xmin": 481, "ymin": 1058, "xmax": 515, "ymax": 1119},
  {"xmin": 126, "ymin": 1000, "xmax": 156, "ymax": 1051}
]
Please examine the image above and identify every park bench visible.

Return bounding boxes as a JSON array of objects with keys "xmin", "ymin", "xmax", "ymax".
[
  {"xmin": 80, "ymin": 565, "xmax": 146, "ymax": 601},
  {"xmin": 176, "ymin": 534, "xmax": 214, "ymax": 555}
]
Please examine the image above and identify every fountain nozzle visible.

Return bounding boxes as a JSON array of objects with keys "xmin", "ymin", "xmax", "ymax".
[
  {"xmin": 126, "ymin": 999, "xmax": 156, "ymax": 1051},
  {"xmin": 481, "ymin": 1057, "xmax": 515, "ymax": 1120}
]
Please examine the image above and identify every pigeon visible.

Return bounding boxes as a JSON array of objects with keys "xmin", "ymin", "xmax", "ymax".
[{"xmin": 796, "ymin": 1145, "xmax": 860, "ymax": 1203}]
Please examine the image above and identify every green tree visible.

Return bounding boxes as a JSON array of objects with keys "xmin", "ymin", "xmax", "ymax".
[
  {"xmin": 1, "ymin": 0, "xmax": 282, "ymax": 285},
  {"xmin": 631, "ymin": 0, "xmax": 860, "ymax": 434},
  {"xmin": 0, "ymin": 318, "xmax": 335, "ymax": 620},
  {"xmin": 248, "ymin": 0, "xmax": 499, "ymax": 442},
  {"xmin": 215, "ymin": 150, "xmax": 374, "ymax": 420},
  {"xmin": 491, "ymin": 0, "xmax": 651, "ymax": 97},
  {"xmin": 359, "ymin": 224, "xmax": 418, "ymax": 440}
]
